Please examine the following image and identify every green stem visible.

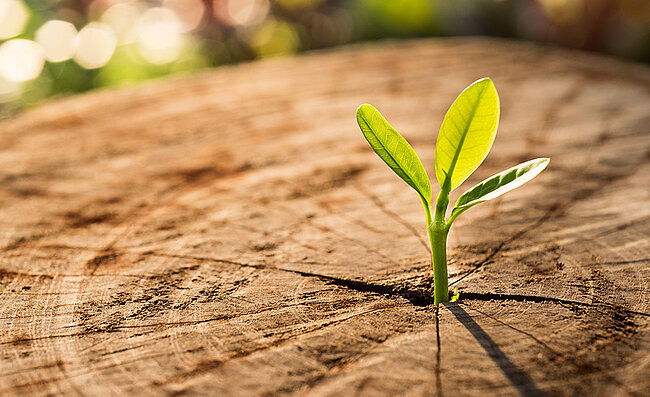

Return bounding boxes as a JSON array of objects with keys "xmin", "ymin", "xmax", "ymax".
[
  {"xmin": 430, "ymin": 226, "xmax": 449, "ymax": 305},
  {"xmin": 428, "ymin": 190, "xmax": 450, "ymax": 305}
]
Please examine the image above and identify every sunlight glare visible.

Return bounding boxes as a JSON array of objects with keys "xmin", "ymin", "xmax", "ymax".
[
  {"xmin": 74, "ymin": 23, "xmax": 117, "ymax": 69},
  {"xmin": 101, "ymin": 2, "xmax": 143, "ymax": 44},
  {"xmin": 36, "ymin": 20, "xmax": 78, "ymax": 63},
  {"xmin": 0, "ymin": 39, "xmax": 44, "ymax": 82},
  {"xmin": 138, "ymin": 7, "xmax": 184, "ymax": 64},
  {"xmin": 0, "ymin": 0, "xmax": 29, "ymax": 39},
  {"xmin": 215, "ymin": 0, "xmax": 270, "ymax": 26}
]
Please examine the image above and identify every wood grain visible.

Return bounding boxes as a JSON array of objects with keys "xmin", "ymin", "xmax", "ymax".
[{"xmin": 0, "ymin": 38, "xmax": 648, "ymax": 396}]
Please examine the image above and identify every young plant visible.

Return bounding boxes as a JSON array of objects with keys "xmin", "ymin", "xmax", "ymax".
[{"xmin": 356, "ymin": 78, "xmax": 549, "ymax": 305}]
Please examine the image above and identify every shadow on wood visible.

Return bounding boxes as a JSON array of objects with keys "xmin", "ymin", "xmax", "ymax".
[{"xmin": 444, "ymin": 302, "xmax": 547, "ymax": 397}]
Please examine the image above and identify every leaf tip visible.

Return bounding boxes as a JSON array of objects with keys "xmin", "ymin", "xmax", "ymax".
[
  {"xmin": 536, "ymin": 157, "xmax": 551, "ymax": 170},
  {"xmin": 356, "ymin": 103, "xmax": 374, "ymax": 116},
  {"xmin": 473, "ymin": 76, "xmax": 494, "ymax": 87},
  {"xmin": 472, "ymin": 77, "xmax": 498, "ymax": 100},
  {"xmin": 356, "ymin": 104, "xmax": 369, "ymax": 126},
  {"xmin": 356, "ymin": 104, "xmax": 377, "ymax": 126}
]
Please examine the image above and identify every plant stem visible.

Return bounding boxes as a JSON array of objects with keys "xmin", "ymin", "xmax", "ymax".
[
  {"xmin": 429, "ymin": 190, "xmax": 450, "ymax": 305},
  {"xmin": 430, "ymin": 225, "xmax": 449, "ymax": 305}
]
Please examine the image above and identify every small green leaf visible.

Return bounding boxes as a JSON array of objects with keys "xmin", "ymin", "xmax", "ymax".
[
  {"xmin": 435, "ymin": 78, "xmax": 500, "ymax": 192},
  {"xmin": 448, "ymin": 158, "xmax": 550, "ymax": 224},
  {"xmin": 450, "ymin": 288, "xmax": 460, "ymax": 302},
  {"xmin": 357, "ymin": 104, "xmax": 432, "ymax": 205}
]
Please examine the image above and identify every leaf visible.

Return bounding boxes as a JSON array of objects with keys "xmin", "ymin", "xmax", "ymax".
[
  {"xmin": 435, "ymin": 78, "xmax": 500, "ymax": 192},
  {"xmin": 448, "ymin": 158, "xmax": 550, "ymax": 224},
  {"xmin": 356, "ymin": 104, "xmax": 432, "ymax": 205},
  {"xmin": 450, "ymin": 288, "xmax": 460, "ymax": 302}
]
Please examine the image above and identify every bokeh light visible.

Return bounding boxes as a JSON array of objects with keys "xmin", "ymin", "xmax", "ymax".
[
  {"xmin": 137, "ymin": 7, "xmax": 185, "ymax": 64},
  {"xmin": 163, "ymin": 0, "xmax": 205, "ymax": 31},
  {"xmin": 75, "ymin": 23, "xmax": 117, "ymax": 70},
  {"xmin": 215, "ymin": 0, "xmax": 270, "ymax": 26},
  {"xmin": 0, "ymin": 39, "xmax": 44, "ymax": 83},
  {"xmin": 251, "ymin": 19, "xmax": 300, "ymax": 57},
  {"xmin": 36, "ymin": 20, "xmax": 78, "ymax": 63},
  {"xmin": 0, "ymin": 0, "xmax": 29, "ymax": 40},
  {"xmin": 0, "ymin": 0, "xmax": 647, "ymax": 111},
  {"xmin": 101, "ymin": 2, "xmax": 143, "ymax": 44}
]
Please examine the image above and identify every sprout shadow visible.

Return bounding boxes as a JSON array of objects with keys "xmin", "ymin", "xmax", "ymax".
[{"xmin": 443, "ymin": 302, "xmax": 547, "ymax": 397}]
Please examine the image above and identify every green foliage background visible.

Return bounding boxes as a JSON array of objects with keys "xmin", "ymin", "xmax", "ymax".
[{"xmin": 1, "ymin": 0, "xmax": 648, "ymax": 114}]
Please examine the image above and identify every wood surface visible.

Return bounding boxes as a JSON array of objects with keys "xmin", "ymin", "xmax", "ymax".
[{"xmin": 0, "ymin": 38, "xmax": 648, "ymax": 396}]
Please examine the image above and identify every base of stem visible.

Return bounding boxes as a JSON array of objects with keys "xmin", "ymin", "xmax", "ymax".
[{"xmin": 431, "ymin": 228, "xmax": 449, "ymax": 306}]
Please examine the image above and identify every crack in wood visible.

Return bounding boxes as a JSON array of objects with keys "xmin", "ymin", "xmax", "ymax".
[
  {"xmin": 141, "ymin": 251, "xmax": 427, "ymax": 304},
  {"xmin": 461, "ymin": 292, "xmax": 649, "ymax": 317},
  {"xmin": 141, "ymin": 251, "xmax": 650, "ymax": 318},
  {"xmin": 435, "ymin": 307, "xmax": 443, "ymax": 397}
]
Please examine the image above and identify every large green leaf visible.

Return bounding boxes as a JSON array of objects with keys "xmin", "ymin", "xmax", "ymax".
[
  {"xmin": 448, "ymin": 158, "xmax": 550, "ymax": 224},
  {"xmin": 357, "ymin": 104, "xmax": 432, "ymax": 205},
  {"xmin": 435, "ymin": 78, "xmax": 500, "ymax": 192}
]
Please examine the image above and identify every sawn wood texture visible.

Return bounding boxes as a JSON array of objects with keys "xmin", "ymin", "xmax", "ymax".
[{"xmin": 0, "ymin": 38, "xmax": 648, "ymax": 396}]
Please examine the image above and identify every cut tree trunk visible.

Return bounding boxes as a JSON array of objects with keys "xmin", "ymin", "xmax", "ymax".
[{"xmin": 0, "ymin": 38, "xmax": 648, "ymax": 396}]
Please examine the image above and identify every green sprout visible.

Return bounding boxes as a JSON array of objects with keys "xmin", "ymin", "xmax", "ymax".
[{"xmin": 356, "ymin": 78, "xmax": 549, "ymax": 305}]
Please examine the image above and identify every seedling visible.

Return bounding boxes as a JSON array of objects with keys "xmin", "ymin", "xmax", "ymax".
[{"xmin": 356, "ymin": 78, "xmax": 549, "ymax": 305}]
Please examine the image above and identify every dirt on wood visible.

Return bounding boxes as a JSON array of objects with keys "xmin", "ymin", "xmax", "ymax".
[{"xmin": 0, "ymin": 38, "xmax": 648, "ymax": 396}]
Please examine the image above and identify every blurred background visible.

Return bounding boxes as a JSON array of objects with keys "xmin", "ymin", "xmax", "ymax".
[{"xmin": 0, "ymin": 0, "xmax": 648, "ymax": 115}]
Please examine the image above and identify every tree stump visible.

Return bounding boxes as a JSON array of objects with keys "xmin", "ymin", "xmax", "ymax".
[{"xmin": 0, "ymin": 38, "xmax": 648, "ymax": 396}]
